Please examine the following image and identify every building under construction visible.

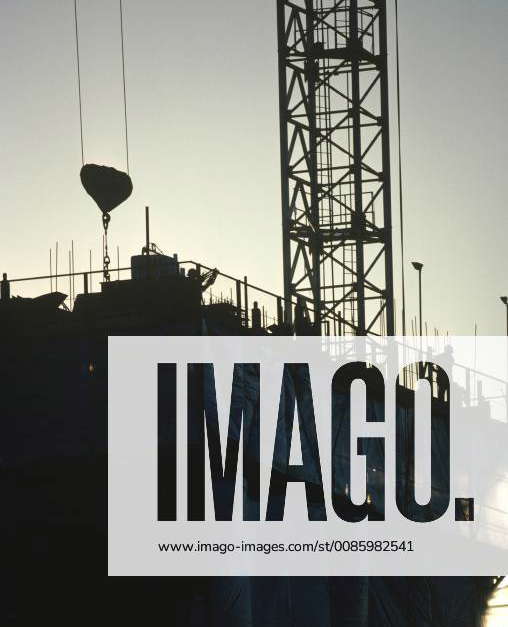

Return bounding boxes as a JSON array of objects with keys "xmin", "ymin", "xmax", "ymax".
[{"xmin": 2, "ymin": 1, "xmax": 505, "ymax": 625}]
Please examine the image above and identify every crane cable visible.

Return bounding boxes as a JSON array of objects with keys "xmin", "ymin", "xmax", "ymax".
[
  {"xmin": 73, "ymin": 0, "xmax": 131, "ymax": 281},
  {"xmin": 73, "ymin": 0, "xmax": 130, "ymax": 172},
  {"xmin": 73, "ymin": 0, "xmax": 84, "ymax": 166},
  {"xmin": 395, "ymin": 0, "xmax": 407, "ymax": 337},
  {"xmin": 119, "ymin": 0, "xmax": 130, "ymax": 175}
]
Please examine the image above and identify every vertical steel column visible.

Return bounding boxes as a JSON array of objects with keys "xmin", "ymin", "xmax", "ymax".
[
  {"xmin": 378, "ymin": 0, "xmax": 395, "ymax": 335},
  {"xmin": 349, "ymin": 0, "xmax": 366, "ymax": 335},
  {"xmin": 277, "ymin": 0, "xmax": 293, "ymax": 325},
  {"xmin": 305, "ymin": 0, "xmax": 322, "ymax": 330}
]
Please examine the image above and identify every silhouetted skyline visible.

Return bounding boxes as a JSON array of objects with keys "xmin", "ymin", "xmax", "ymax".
[{"xmin": 0, "ymin": 0, "xmax": 507, "ymax": 334}]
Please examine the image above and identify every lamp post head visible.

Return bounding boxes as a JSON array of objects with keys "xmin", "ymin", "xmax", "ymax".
[
  {"xmin": 412, "ymin": 261, "xmax": 423, "ymax": 272},
  {"xmin": 501, "ymin": 296, "xmax": 508, "ymax": 306}
]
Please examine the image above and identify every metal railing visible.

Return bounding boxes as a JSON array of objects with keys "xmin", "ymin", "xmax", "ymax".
[{"xmin": 2, "ymin": 258, "xmax": 359, "ymax": 335}]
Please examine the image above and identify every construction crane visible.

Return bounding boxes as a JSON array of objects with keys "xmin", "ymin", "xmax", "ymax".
[{"xmin": 277, "ymin": 0, "xmax": 395, "ymax": 336}]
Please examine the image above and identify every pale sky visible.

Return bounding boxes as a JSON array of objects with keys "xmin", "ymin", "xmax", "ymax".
[{"xmin": 0, "ymin": 0, "xmax": 507, "ymax": 334}]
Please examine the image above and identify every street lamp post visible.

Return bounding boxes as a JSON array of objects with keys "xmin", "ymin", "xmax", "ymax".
[
  {"xmin": 500, "ymin": 296, "xmax": 508, "ymax": 336},
  {"xmin": 412, "ymin": 262, "xmax": 424, "ymax": 336}
]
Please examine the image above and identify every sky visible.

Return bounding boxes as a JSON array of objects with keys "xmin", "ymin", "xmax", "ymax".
[{"xmin": 0, "ymin": 0, "xmax": 507, "ymax": 335}]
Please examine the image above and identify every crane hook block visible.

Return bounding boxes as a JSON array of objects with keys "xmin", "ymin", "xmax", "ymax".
[{"xmin": 80, "ymin": 164, "xmax": 133, "ymax": 214}]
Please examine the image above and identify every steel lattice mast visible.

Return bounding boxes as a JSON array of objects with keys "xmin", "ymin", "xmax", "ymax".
[{"xmin": 277, "ymin": 0, "xmax": 395, "ymax": 336}]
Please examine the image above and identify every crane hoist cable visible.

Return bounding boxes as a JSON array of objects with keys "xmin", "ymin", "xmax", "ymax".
[
  {"xmin": 395, "ymin": 0, "xmax": 407, "ymax": 337},
  {"xmin": 73, "ymin": 0, "xmax": 84, "ymax": 167},
  {"xmin": 119, "ymin": 0, "xmax": 130, "ymax": 175},
  {"xmin": 73, "ymin": 0, "xmax": 133, "ymax": 282}
]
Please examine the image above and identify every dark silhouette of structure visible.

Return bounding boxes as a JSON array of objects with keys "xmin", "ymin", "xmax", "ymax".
[
  {"xmin": 278, "ymin": 0, "xmax": 395, "ymax": 336},
  {"xmin": 1, "ymin": 234, "xmax": 500, "ymax": 626}
]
